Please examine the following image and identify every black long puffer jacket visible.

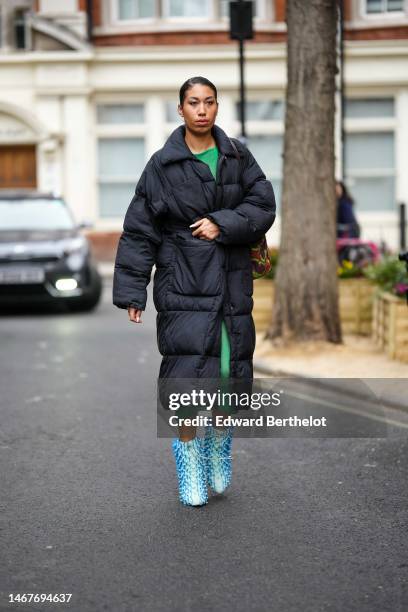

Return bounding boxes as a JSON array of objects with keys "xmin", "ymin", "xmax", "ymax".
[{"xmin": 113, "ymin": 123, "xmax": 276, "ymax": 380}]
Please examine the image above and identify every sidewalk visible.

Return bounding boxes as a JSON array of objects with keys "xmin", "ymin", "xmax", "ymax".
[
  {"xmin": 254, "ymin": 333, "xmax": 408, "ymax": 412},
  {"xmin": 100, "ymin": 261, "xmax": 407, "ymax": 410}
]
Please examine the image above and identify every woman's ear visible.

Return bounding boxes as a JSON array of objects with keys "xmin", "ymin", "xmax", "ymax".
[{"xmin": 177, "ymin": 104, "xmax": 184, "ymax": 119}]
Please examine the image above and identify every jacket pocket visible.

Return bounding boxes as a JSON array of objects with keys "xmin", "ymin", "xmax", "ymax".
[{"xmin": 171, "ymin": 235, "xmax": 221, "ymax": 297}]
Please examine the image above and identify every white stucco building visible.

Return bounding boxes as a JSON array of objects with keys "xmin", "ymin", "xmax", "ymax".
[{"xmin": 0, "ymin": 0, "xmax": 408, "ymax": 252}]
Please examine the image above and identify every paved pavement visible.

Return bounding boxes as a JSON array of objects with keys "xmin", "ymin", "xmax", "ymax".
[{"xmin": 1, "ymin": 282, "xmax": 407, "ymax": 612}]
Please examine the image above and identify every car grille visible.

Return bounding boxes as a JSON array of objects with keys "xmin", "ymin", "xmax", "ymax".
[
  {"xmin": 0, "ymin": 255, "xmax": 60, "ymax": 264},
  {"xmin": 0, "ymin": 284, "xmax": 49, "ymax": 297}
]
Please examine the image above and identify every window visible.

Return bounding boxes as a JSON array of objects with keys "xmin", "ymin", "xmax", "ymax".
[
  {"xmin": 344, "ymin": 98, "xmax": 394, "ymax": 119},
  {"xmin": 345, "ymin": 133, "xmax": 395, "ymax": 211},
  {"xmin": 0, "ymin": 199, "xmax": 74, "ymax": 231},
  {"xmin": 344, "ymin": 97, "xmax": 396, "ymax": 212},
  {"xmin": 236, "ymin": 100, "xmax": 284, "ymax": 121},
  {"xmin": 164, "ymin": 0, "xmax": 211, "ymax": 18},
  {"xmin": 97, "ymin": 104, "xmax": 144, "ymax": 124},
  {"xmin": 98, "ymin": 138, "xmax": 145, "ymax": 218},
  {"xmin": 114, "ymin": 0, "xmax": 265, "ymax": 22},
  {"xmin": 234, "ymin": 100, "xmax": 284, "ymax": 205},
  {"xmin": 14, "ymin": 9, "xmax": 28, "ymax": 49},
  {"xmin": 246, "ymin": 135, "xmax": 283, "ymax": 205},
  {"xmin": 365, "ymin": 0, "xmax": 404, "ymax": 13},
  {"xmin": 165, "ymin": 101, "xmax": 182, "ymax": 123},
  {"xmin": 118, "ymin": 0, "xmax": 155, "ymax": 20},
  {"xmin": 96, "ymin": 103, "xmax": 146, "ymax": 218}
]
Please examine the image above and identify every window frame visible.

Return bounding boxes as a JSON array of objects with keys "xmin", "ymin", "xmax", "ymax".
[
  {"xmin": 111, "ymin": 0, "xmax": 158, "ymax": 25},
  {"xmin": 343, "ymin": 96, "xmax": 397, "ymax": 212},
  {"xmin": 162, "ymin": 0, "xmax": 212, "ymax": 21},
  {"xmin": 361, "ymin": 0, "xmax": 407, "ymax": 19},
  {"xmin": 110, "ymin": 0, "xmax": 268, "ymax": 25},
  {"xmin": 14, "ymin": 7, "xmax": 32, "ymax": 51},
  {"xmin": 95, "ymin": 98, "xmax": 148, "ymax": 221},
  {"xmin": 96, "ymin": 102, "xmax": 145, "ymax": 125},
  {"xmin": 232, "ymin": 96, "xmax": 285, "ymax": 203}
]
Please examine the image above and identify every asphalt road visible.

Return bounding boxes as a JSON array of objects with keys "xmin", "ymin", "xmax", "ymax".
[{"xmin": 1, "ymin": 282, "xmax": 407, "ymax": 612}]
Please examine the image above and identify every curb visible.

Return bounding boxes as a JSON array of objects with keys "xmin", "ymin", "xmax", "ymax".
[{"xmin": 253, "ymin": 357, "xmax": 408, "ymax": 414}]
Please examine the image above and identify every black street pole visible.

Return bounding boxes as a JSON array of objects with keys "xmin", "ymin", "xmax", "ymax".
[
  {"xmin": 229, "ymin": 1, "xmax": 253, "ymax": 146},
  {"xmin": 86, "ymin": 0, "xmax": 93, "ymax": 43},
  {"xmin": 238, "ymin": 36, "xmax": 247, "ymax": 143},
  {"xmin": 338, "ymin": 0, "xmax": 346, "ymax": 180},
  {"xmin": 399, "ymin": 202, "xmax": 406, "ymax": 251}
]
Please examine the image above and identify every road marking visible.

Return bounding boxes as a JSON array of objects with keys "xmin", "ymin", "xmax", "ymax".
[{"xmin": 280, "ymin": 388, "xmax": 408, "ymax": 430}]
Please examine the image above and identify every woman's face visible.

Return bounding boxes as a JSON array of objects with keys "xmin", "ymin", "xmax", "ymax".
[
  {"xmin": 178, "ymin": 83, "xmax": 218, "ymax": 133},
  {"xmin": 335, "ymin": 182, "xmax": 343, "ymax": 198}
]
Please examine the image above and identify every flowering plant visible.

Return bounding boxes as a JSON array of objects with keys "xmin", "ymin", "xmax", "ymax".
[
  {"xmin": 363, "ymin": 257, "xmax": 408, "ymax": 299},
  {"xmin": 337, "ymin": 259, "xmax": 364, "ymax": 279}
]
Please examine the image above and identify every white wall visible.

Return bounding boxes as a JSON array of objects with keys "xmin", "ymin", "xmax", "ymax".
[{"xmin": 40, "ymin": 0, "xmax": 78, "ymax": 14}]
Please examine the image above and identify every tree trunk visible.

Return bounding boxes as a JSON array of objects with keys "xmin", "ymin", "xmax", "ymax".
[{"xmin": 267, "ymin": 0, "xmax": 342, "ymax": 344}]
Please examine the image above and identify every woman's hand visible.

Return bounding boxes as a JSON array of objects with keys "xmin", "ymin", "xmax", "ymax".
[
  {"xmin": 128, "ymin": 306, "xmax": 142, "ymax": 323},
  {"xmin": 189, "ymin": 218, "xmax": 220, "ymax": 241}
]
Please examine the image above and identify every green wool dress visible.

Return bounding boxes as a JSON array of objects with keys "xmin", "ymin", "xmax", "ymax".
[{"xmin": 192, "ymin": 146, "xmax": 231, "ymax": 386}]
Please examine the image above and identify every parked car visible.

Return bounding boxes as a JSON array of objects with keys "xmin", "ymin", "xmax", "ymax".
[{"xmin": 0, "ymin": 191, "xmax": 102, "ymax": 311}]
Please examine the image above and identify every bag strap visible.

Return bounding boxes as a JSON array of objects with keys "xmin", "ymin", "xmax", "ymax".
[
  {"xmin": 229, "ymin": 137, "xmax": 267, "ymax": 250},
  {"xmin": 228, "ymin": 137, "xmax": 244, "ymax": 189},
  {"xmin": 228, "ymin": 137, "xmax": 241, "ymax": 164}
]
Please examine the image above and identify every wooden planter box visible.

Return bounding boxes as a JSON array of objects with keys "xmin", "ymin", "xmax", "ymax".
[
  {"xmin": 253, "ymin": 277, "xmax": 375, "ymax": 335},
  {"xmin": 252, "ymin": 278, "xmax": 275, "ymax": 333},
  {"xmin": 372, "ymin": 291, "xmax": 408, "ymax": 363},
  {"xmin": 338, "ymin": 278, "xmax": 375, "ymax": 335}
]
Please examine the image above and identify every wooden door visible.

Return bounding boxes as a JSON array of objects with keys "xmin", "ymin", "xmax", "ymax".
[{"xmin": 0, "ymin": 145, "xmax": 37, "ymax": 189}]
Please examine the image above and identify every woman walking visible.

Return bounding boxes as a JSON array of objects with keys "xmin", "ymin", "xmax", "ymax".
[{"xmin": 113, "ymin": 76, "xmax": 276, "ymax": 507}]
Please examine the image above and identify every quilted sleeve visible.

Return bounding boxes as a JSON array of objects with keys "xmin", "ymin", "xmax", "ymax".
[
  {"xmin": 206, "ymin": 147, "xmax": 276, "ymax": 246},
  {"xmin": 112, "ymin": 165, "xmax": 162, "ymax": 311}
]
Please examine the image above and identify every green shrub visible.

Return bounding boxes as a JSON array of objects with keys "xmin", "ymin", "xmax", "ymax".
[{"xmin": 363, "ymin": 257, "xmax": 408, "ymax": 298}]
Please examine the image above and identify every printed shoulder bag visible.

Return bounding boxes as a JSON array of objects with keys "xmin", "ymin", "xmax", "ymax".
[{"xmin": 228, "ymin": 138, "xmax": 272, "ymax": 279}]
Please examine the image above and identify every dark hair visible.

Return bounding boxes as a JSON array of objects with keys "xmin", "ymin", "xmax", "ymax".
[
  {"xmin": 179, "ymin": 76, "xmax": 218, "ymax": 107},
  {"xmin": 336, "ymin": 180, "xmax": 354, "ymax": 205}
]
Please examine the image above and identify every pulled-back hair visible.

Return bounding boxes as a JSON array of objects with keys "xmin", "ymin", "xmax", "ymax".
[
  {"xmin": 337, "ymin": 180, "xmax": 355, "ymax": 205},
  {"xmin": 179, "ymin": 76, "xmax": 218, "ymax": 107}
]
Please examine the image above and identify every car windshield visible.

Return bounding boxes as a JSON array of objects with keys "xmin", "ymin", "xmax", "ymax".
[{"xmin": 0, "ymin": 198, "xmax": 75, "ymax": 230}]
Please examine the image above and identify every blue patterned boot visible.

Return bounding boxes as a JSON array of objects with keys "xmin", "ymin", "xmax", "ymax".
[
  {"xmin": 172, "ymin": 437, "xmax": 208, "ymax": 506},
  {"xmin": 204, "ymin": 425, "xmax": 234, "ymax": 494}
]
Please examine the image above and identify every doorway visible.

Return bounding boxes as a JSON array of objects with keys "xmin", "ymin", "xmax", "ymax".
[{"xmin": 0, "ymin": 145, "xmax": 37, "ymax": 189}]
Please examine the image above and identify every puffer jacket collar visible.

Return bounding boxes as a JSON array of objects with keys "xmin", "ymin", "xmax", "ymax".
[{"xmin": 159, "ymin": 123, "xmax": 244, "ymax": 166}]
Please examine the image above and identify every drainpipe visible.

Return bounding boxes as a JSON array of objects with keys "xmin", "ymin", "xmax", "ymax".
[{"xmin": 86, "ymin": 0, "xmax": 93, "ymax": 43}]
